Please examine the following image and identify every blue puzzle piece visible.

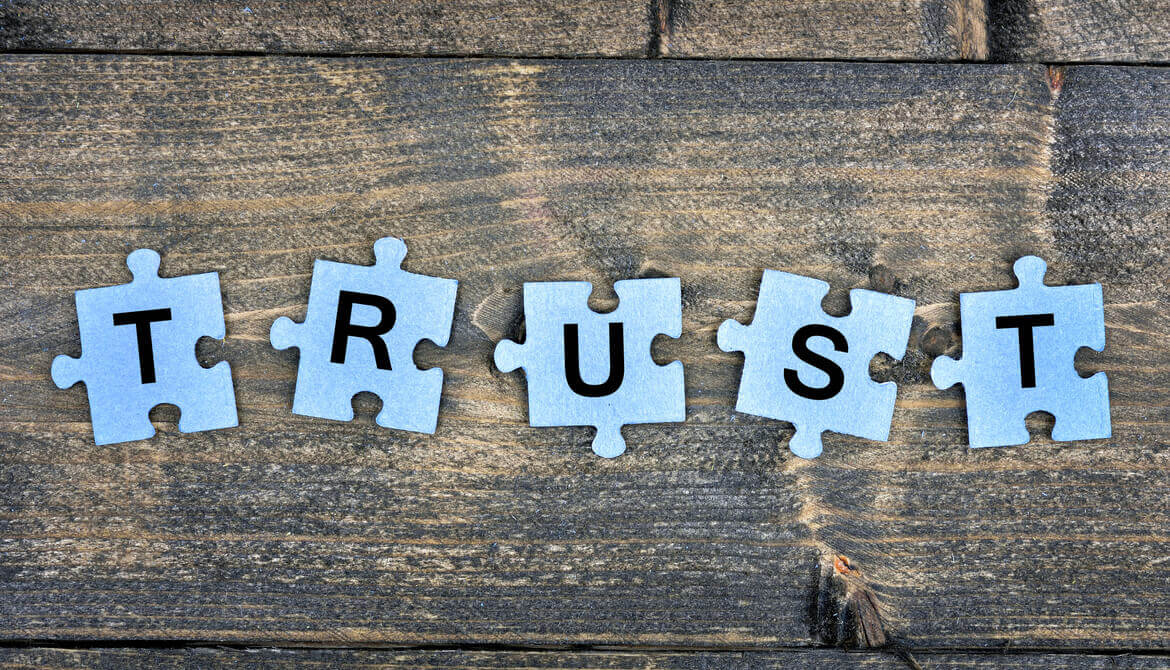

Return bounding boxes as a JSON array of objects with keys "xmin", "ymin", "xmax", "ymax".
[
  {"xmin": 51, "ymin": 249, "xmax": 238, "ymax": 445},
  {"xmin": 270, "ymin": 237, "xmax": 458, "ymax": 434},
  {"xmin": 718, "ymin": 270, "xmax": 915, "ymax": 459},
  {"xmin": 931, "ymin": 256, "xmax": 1110, "ymax": 448},
  {"xmin": 494, "ymin": 278, "xmax": 686, "ymax": 458}
]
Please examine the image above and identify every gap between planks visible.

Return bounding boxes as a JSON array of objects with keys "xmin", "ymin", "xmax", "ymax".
[{"xmin": 6, "ymin": 46, "xmax": 1170, "ymax": 68}]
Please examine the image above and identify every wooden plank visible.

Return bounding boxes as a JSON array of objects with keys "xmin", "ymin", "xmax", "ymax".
[
  {"xmin": 3, "ymin": 647, "xmax": 1170, "ymax": 669},
  {"xmin": 0, "ymin": 56, "xmax": 1167, "ymax": 650},
  {"xmin": 989, "ymin": 0, "xmax": 1170, "ymax": 62},
  {"xmin": 0, "ymin": 0, "xmax": 650, "ymax": 57},
  {"xmin": 1046, "ymin": 66, "xmax": 1170, "ymax": 321},
  {"xmin": 659, "ymin": 0, "xmax": 987, "ymax": 60},
  {"xmin": 0, "ymin": 0, "xmax": 990, "ymax": 62}
]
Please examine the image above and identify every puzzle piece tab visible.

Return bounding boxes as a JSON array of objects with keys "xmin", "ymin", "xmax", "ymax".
[
  {"xmin": 931, "ymin": 256, "xmax": 1110, "ymax": 448},
  {"xmin": 270, "ymin": 237, "xmax": 458, "ymax": 434},
  {"xmin": 718, "ymin": 270, "xmax": 915, "ymax": 459},
  {"xmin": 494, "ymin": 278, "xmax": 686, "ymax": 458},
  {"xmin": 51, "ymin": 249, "xmax": 238, "ymax": 445}
]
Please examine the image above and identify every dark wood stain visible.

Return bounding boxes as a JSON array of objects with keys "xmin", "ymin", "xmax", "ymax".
[{"xmin": 987, "ymin": 0, "xmax": 1170, "ymax": 62}]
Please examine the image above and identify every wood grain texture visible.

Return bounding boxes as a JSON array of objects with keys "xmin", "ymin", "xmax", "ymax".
[
  {"xmin": 659, "ymin": 0, "xmax": 988, "ymax": 60},
  {"xmin": 0, "ymin": 56, "xmax": 1167, "ymax": 650},
  {"xmin": 3, "ymin": 647, "xmax": 1170, "ymax": 669},
  {"xmin": 1047, "ymin": 66, "xmax": 1170, "ymax": 299},
  {"xmin": 988, "ymin": 0, "xmax": 1170, "ymax": 62},
  {"xmin": 0, "ymin": 0, "xmax": 992, "ymax": 62},
  {"xmin": 0, "ymin": 0, "xmax": 651, "ymax": 57}
]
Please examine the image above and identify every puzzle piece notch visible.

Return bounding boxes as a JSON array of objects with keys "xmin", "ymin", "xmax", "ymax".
[
  {"xmin": 930, "ymin": 255, "xmax": 1110, "ymax": 448},
  {"xmin": 52, "ymin": 248, "xmax": 237, "ymax": 445},
  {"xmin": 270, "ymin": 236, "xmax": 458, "ymax": 434},
  {"xmin": 494, "ymin": 278, "xmax": 685, "ymax": 458},
  {"xmin": 492, "ymin": 339, "xmax": 524, "ymax": 375},
  {"xmin": 127, "ymin": 247, "xmax": 164, "ymax": 282},
  {"xmin": 50, "ymin": 351, "xmax": 83, "ymax": 391},
  {"xmin": 372, "ymin": 235, "xmax": 409, "ymax": 269},
  {"xmin": 269, "ymin": 315, "xmax": 302, "ymax": 353},
  {"xmin": 718, "ymin": 270, "xmax": 915, "ymax": 459},
  {"xmin": 715, "ymin": 321, "xmax": 750, "ymax": 358}
]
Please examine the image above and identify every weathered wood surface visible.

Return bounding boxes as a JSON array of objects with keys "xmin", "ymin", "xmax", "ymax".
[
  {"xmin": 1, "ymin": 56, "xmax": 1168, "ymax": 650},
  {"xmin": 7, "ymin": 0, "xmax": 1170, "ymax": 64},
  {"xmin": 0, "ymin": 0, "xmax": 991, "ymax": 62},
  {"xmin": 3, "ymin": 648, "xmax": 1170, "ymax": 669},
  {"xmin": 989, "ymin": 0, "xmax": 1170, "ymax": 62},
  {"xmin": 659, "ymin": 0, "xmax": 988, "ymax": 60},
  {"xmin": 1047, "ymin": 66, "xmax": 1170, "ymax": 298},
  {"xmin": 0, "ymin": 0, "xmax": 651, "ymax": 57}
]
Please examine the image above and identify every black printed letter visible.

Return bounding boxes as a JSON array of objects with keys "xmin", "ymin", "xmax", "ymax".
[
  {"xmin": 564, "ymin": 322, "xmax": 624, "ymax": 397},
  {"xmin": 995, "ymin": 313, "xmax": 1055, "ymax": 388},
  {"xmin": 784, "ymin": 324, "xmax": 848, "ymax": 401},
  {"xmin": 112, "ymin": 308, "xmax": 173, "ymax": 384},
  {"xmin": 331, "ymin": 290, "xmax": 395, "ymax": 369}
]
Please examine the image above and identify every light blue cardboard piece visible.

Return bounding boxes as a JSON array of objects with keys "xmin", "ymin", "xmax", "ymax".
[
  {"xmin": 494, "ymin": 278, "xmax": 686, "ymax": 458},
  {"xmin": 51, "ymin": 249, "xmax": 238, "ymax": 445},
  {"xmin": 718, "ymin": 270, "xmax": 915, "ymax": 459},
  {"xmin": 270, "ymin": 237, "xmax": 457, "ymax": 434},
  {"xmin": 931, "ymin": 256, "xmax": 1110, "ymax": 448}
]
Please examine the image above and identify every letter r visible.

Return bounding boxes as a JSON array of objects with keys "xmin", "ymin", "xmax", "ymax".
[{"xmin": 331, "ymin": 290, "xmax": 396, "ymax": 370}]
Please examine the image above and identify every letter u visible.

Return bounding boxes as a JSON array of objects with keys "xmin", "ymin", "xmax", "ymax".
[{"xmin": 563, "ymin": 322, "xmax": 624, "ymax": 397}]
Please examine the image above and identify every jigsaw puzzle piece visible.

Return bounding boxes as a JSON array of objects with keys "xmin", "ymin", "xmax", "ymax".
[
  {"xmin": 930, "ymin": 256, "xmax": 1110, "ymax": 448},
  {"xmin": 494, "ymin": 278, "xmax": 685, "ymax": 458},
  {"xmin": 719, "ymin": 270, "xmax": 915, "ymax": 459},
  {"xmin": 52, "ymin": 249, "xmax": 238, "ymax": 445},
  {"xmin": 270, "ymin": 237, "xmax": 458, "ymax": 434}
]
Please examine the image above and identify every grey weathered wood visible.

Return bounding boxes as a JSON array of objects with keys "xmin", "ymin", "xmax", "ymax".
[
  {"xmin": 659, "ymin": 0, "xmax": 987, "ymax": 60},
  {"xmin": 989, "ymin": 0, "xmax": 1170, "ymax": 62},
  {"xmin": 2, "ymin": 647, "xmax": 1169, "ymax": 669},
  {"xmin": 8, "ymin": 0, "xmax": 1170, "ymax": 63},
  {"xmin": 0, "ymin": 56, "xmax": 1167, "ymax": 650},
  {"xmin": 1046, "ymin": 66, "xmax": 1170, "ymax": 309},
  {"xmin": 0, "ymin": 0, "xmax": 993, "ymax": 62},
  {"xmin": 0, "ymin": 0, "xmax": 651, "ymax": 57}
]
